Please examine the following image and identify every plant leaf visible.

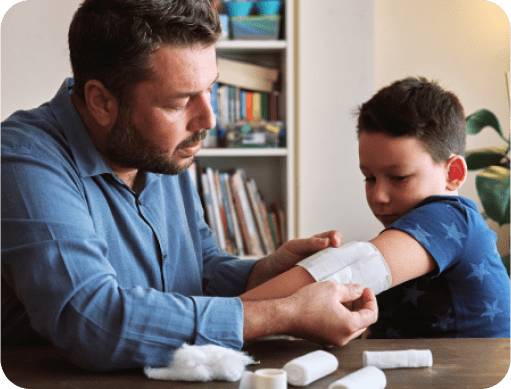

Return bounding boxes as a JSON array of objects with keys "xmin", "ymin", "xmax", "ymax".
[
  {"xmin": 475, "ymin": 166, "xmax": 510, "ymax": 225},
  {"xmin": 466, "ymin": 147, "xmax": 509, "ymax": 170},
  {"xmin": 466, "ymin": 109, "xmax": 507, "ymax": 143}
]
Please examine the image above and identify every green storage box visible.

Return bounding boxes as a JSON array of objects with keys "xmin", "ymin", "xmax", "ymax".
[{"xmin": 230, "ymin": 15, "xmax": 281, "ymax": 40}]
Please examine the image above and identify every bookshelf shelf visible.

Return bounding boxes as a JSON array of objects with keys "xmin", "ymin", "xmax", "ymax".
[
  {"xmin": 195, "ymin": 1, "xmax": 295, "ymax": 250},
  {"xmin": 216, "ymin": 40, "xmax": 287, "ymax": 51},
  {"xmin": 198, "ymin": 148, "xmax": 288, "ymax": 157}
]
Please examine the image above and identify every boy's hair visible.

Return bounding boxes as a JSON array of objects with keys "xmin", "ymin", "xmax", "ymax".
[
  {"xmin": 68, "ymin": 0, "xmax": 221, "ymax": 105},
  {"xmin": 356, "ymin": 77, "xmax": 466, "ymax": 162}
]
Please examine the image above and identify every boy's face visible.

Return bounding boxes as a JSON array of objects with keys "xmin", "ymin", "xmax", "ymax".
[{"xmin": 359, "ymin": 131, "xmax": 452, "ymax": 227}]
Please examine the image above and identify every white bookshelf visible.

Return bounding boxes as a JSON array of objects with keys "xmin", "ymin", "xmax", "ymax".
[{"xmin": 196, "ymin": 0, "xmax": 295, "ymax": 243}]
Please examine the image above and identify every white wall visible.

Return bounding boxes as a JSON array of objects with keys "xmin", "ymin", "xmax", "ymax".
[
  {"xmin": 297, "ymin": 0, "xmax": 509, "ymax": 257},
  {"xmin": 374, "ymin": 0, "xmax": 510, "ymax": 255},
  {"xmin": 297, "ymin": 0, "xmax": 378, "ymax": 241},
  {"xmin": 1, "ymin": 0, "xmax": 82, "ymax": 120}
]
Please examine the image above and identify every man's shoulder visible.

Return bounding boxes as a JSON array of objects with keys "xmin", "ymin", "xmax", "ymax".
[{"xmin": 2, "ymin": 104, "xmax": 65, "ymax": 156}]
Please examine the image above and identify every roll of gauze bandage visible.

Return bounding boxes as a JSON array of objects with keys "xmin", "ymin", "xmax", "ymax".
[
  {"xmin": 283, "ymin": 350, "xmax": 339, "ymax": 386},
  {"xmin": 327, "ymin": 366, "xmax": 386, "ymax": 389},
  {"xmin": 363, "ymin": 349, "xmax": 433, "ymax": 369},
  {"xmin": 253, "ymin": 369, "xmax": 287, "ymax": 389}
]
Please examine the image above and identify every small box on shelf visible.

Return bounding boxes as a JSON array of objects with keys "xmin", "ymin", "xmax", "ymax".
[
  {"xmin": 230, "ymin": 15, "xmax": 281, "ymax": 40},
  {"xmin": 225, "ymin": 121, "xmax": 283, "ymax": 148}
]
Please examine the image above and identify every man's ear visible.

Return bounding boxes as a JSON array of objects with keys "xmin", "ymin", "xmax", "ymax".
[
  {"xmin": 83, "ymin": 80, "xmax": 118, "ymax": 127},
  {"xmin": 446, "ymin": 155, "xmax": 467, "ymax": 191}
]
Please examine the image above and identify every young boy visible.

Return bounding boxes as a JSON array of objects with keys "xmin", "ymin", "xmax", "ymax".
[{"xmin": 241, "ymin": 77, "xmax": 510, "ymax": 338}]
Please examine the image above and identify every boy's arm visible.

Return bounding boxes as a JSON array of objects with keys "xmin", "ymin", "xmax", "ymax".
[{"xmin": 239, "ymin": 229, "xmax": 437, "ymax": 300}]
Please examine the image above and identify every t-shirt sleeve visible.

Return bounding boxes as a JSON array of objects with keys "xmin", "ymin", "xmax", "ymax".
[{"xmin": 386, "ymin": 199, "xmax": 469, "ymax": 275}]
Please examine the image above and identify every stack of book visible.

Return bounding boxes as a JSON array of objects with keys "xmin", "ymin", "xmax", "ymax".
[
  {"xmin": 189, "ymin": 164, "xmax": 286, "ymax": 257},
  {"xmin": 203, "ymin": 57, "xmax": 281, "ymax": 148}
]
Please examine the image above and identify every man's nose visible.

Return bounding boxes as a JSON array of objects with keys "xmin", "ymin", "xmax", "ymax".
[{"xmin": 189, "ymin": 91, "xmax": 216, "ymax": 132}]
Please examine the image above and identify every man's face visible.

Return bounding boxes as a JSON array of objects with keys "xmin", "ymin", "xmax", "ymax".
[
  {"xmin": 359, "ymin": 131, "xmax": 451, "ymax": 227},
  {"xmin": 106, "ymin": 44, "xmax": 218, "ymax": 175}
]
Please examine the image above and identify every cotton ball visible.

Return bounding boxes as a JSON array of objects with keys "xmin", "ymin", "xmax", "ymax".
[{"xmin": 144, "ymin": 343, "xmax": 255, "ymax": 382}]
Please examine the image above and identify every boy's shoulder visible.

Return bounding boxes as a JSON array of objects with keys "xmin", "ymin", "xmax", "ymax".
[{"xmin": 413, "ymin": 195, "xmax": 477, "ymax": 213}]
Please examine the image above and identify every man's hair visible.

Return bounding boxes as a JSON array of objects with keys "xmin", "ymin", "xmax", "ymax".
[
  {"xmin": 68, "ymin": 0, "xmax": 221, "ymax": 104},
  {"xmin": 355, "ymin": 77, "xmax": 466, "ymax": 161}
]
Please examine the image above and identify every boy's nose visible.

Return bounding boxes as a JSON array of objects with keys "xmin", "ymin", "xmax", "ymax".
[{"xmin": 372, "ymin": 181, "xmax": 391, "ymax": 204}]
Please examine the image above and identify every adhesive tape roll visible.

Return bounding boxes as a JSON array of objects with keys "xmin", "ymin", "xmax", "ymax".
[{"xmin": 253, "ymin": 368, "xmax": 287, "ymax": 389}]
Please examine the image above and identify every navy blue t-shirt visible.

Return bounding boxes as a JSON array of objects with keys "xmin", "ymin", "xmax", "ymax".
[{"xmin": 369, "ymin": 196, "xmax": 510, "ymax": 338}]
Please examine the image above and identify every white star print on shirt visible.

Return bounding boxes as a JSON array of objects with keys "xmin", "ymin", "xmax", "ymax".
[
  {"xmin": 467, "ymin": 262, "xmax": 491, "ymax": 283},
  {"xmin": 482, "ymin": 299, "xmax": 503, "ymax": 323},
  {"xmin": 406, "ymin": 224, "xmax": 432, "ymax": 247},
  {"xmin": 441, "ymin": 222, "xmax": 467, "ymax": 247}
]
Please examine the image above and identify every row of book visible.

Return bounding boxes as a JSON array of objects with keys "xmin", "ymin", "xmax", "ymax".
[
  {"xmin": 203, "ymin": 57, "xmax": 282, "ymax": 148},
  {"xmin": 189, "ymin": 164, "xmax": 286, "ymax": 257}
]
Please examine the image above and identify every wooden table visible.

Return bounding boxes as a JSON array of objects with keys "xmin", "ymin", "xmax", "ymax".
[{"xmin": 2, "ymin": 338, "xmax": 509, "ymax": 388}]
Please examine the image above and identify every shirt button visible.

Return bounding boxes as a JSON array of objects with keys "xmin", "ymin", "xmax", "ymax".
[
  {"xmin": 137, "ymin": 199, "xmax": 143, "ymax": 206},
  {"xmin": 162, "ymin": 254, "xmax": 168, "ymax": 262}
]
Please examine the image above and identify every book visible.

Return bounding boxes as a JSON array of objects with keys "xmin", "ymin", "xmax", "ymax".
[
  {"xmin": 246, "ymin": 178, "xmax": 276, "ymax": 255},
  {"xmin": 213, "ymin": 169, "xmax": 234, "ymax": 255},
  {"xmin": 260, "ymin": 200, "xmax": 276, "ymax": 253},
  {"xmin": 221, "ymin": 172, "xmax": 245, "ymax": 257},
  {"xmin": 267, "ymin": 211, "xmax": 280, "ymax": 249},
  {"xmin": 252, "ymin": 92, "xmax": 261, "ymax": 121},
  {"xmin": 206, "ymin": 167, "xmax": 226, "ymax": 251},
  {"xmin": 245, "ymin": 92, "xmax": 254, "ymax": 121},
  {"xmin": 230, "ymin": 170, "xmax": 264, "ymax": 256},
  {"xmin": 201, "ymin": 171, "xmax": 218, "ymax": 244},
  {"xmin": 217, "ymin": 57, "xmax": 279, "ymax": 93}
]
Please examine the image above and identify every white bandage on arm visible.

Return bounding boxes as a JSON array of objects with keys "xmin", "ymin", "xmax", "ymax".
[{"xmin": 297, "ymin": 241, "xmax": 392, "ymax": 295}]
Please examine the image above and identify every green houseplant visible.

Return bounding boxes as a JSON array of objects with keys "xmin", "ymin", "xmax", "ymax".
[{"xmin": 465, "ymin": 108, "xmax": 510, "ymax": 274}]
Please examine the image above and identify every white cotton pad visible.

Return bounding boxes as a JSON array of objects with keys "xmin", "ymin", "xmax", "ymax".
[
  {"xmin": 328, "ymin": 366, "xmax": 386, "ymax": 389},
  {"xmin": 144, "ymin": 343, "xmax": 254, "ymax": 381},
  {"xmin": 363, "ymin": 349, "xmax": 433, "ymax": 369},
  {"xmin": 283, "ymin": 350, "xmax": 339, "ymax": 386}
]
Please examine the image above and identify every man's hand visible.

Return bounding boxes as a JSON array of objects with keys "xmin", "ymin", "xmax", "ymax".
[
  {"xmin": 245, "ymin": 230, "xmax": 343, "ymax": 290},
  {"xmin": 242, "ymin": 283, "xmax": 378, "ymax": 347}
]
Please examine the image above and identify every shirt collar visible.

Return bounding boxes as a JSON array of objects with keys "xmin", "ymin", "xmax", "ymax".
[{"xmin": 49, "ymin": 78, "xmax": 113, "ymax": 178}]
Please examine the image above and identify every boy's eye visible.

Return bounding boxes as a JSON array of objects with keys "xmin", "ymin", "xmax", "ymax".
[
  {"xmin": 364, "ymin": 176, "xmax": 376, "ymax": 183},
  {"xmin": 392, "ymin": 175, "xmax": 409, "ymax": 182}
]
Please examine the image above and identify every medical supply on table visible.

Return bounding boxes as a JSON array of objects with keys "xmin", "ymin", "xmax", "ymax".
[
  {"xmin": 363, "ymin": 349, "xmax": 433, "ymax": 369},
  {"xmin": 283, "ymin": 350, "xmax": 339, "ymax": 386},
  {"xmin": 327, "ymin": 366, "xmax": 386, "ymax": 389},
  {"xmin": 252, "ymin": 368, "xmax": 287, "ymax": 389}
]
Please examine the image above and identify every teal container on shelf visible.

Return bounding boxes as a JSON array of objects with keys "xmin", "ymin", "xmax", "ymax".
[
  {"xmin": 230, "ymin": 15, "xmax": 281, "ymax": 40},
  {"xmin": 255, "ymin": 1, "xmax": 282, "ymax": 15},
  {"xmin": 225, "ymin": 1, "xmax": 254, "ymax": 17}
]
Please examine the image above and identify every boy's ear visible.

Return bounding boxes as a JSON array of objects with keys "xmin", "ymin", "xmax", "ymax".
[
  {"xmin": 446, "ymin": 155, "xmax": 467, "ymax": 191},
  {"xmin": 83, "ymin": 80, "xmax": 118, "ymax": 128}
]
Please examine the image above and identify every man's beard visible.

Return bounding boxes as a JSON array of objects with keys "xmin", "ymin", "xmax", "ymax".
[{"xmin": 105, "ymin": 105, "xmax": 208, "ymax": 175}]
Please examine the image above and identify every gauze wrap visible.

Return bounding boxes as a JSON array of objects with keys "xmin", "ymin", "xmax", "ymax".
[{"xmin": 297, "ymin": 241, "xmax": 392, "ymax": 295}]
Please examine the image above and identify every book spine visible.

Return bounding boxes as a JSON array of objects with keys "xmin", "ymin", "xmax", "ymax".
[
  {"xmin": 213, "ymin": 169, "xmax": 233, "ymax": 255},
  {"xmin": 221, "ymin": 172, "xmax": 245, "ymax": 257},
  {"xmin": 201, "ymin": 172, "xmax": 218, "ymax": 244},
  {"xmin": 245, "ymin": 178, "xmax": 271, "ymax": 255},
  {"xmin": 206, "ymin": 167, "xmax": 226, "ymax": 251},
  {"xmin": 230, "ymin": 173, "xmax": 253, "ymax": 256},
  {"xmin": 231, "ymin": 170, "xmax": 263, "ymax": 256}
]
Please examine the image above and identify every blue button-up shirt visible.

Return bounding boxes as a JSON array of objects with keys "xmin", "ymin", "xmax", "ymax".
[{"xmin": 1, "ymin": 78, "xmax": 257, "ymax": 371}]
